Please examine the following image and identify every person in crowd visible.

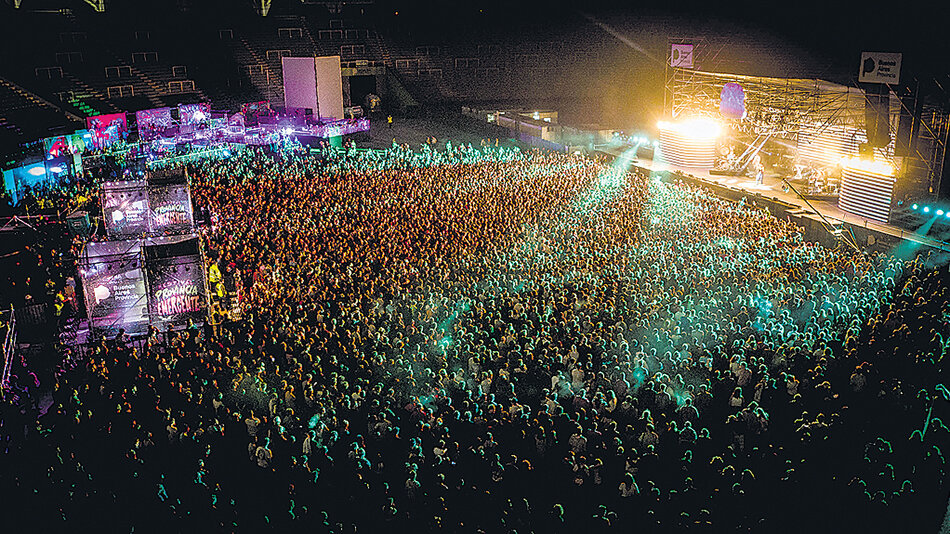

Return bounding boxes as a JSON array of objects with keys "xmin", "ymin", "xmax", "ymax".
[{"xmin": 0, "ymin": 140, "xmax": 946, "ymax": 533}]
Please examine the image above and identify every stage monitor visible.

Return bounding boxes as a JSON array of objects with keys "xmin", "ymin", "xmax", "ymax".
[
  {"xmin": 143, "ymin": 237, "xmax": 208, "ymax": 330},
  {"xmin": 86, "ymin": 113, "xmax": 128, "ymax": 149},
  {"xmin": 81, "ymin": 240, "xmax": 149, "ymax": 336},
  {"xmin": 102, "ymin": 181, "xmax": 150, "ymax": 238},
  {"xmin": 720, "ymin": 83, "xmax": 745, "ymax": 120}
]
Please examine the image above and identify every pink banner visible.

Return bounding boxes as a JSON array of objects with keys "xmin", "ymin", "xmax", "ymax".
[{"xmin": 86, "ymin": 113, "xmax": 128, "ymax": 149}]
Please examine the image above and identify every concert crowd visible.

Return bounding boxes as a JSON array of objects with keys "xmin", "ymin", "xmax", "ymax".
[{"xmin": 1, "ymin": 142, "xmax": 948, "ymax": 533}]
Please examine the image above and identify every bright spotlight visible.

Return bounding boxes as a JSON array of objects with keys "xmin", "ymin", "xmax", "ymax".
[
  {"xmin": 840, "ymin": 157, "xmax": 895, "ymax": 176},
  {"xmin": 28, "ymin": 166, "xmax": 46, "ymax": 176},
  {"xmin": 938, "ymin": 210, "xmax": 945, "ymax": 216},
  {"xmin": 657, "ymin": 118, "xmax": 722, "ymax": 140},
  {"xmin": 912, "ymin": 204, "xmax": 919, "ymax": 210},
  {"xmin": 924, "ymin": 206, "xmax": 931, "ymax": 213}
]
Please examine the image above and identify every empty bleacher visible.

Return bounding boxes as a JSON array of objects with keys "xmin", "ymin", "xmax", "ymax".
[
  {"xmin": 0, "ymin": 1, "xmax": 586, "ymax": 145},
  {"xmin": 0, "ymin": 75, "xmax": 82, "ymax": 152}
]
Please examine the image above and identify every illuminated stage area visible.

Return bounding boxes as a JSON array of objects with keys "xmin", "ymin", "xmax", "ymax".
[{"xmin": 659, "ymin": 63, "xmax": 948, "ymax": 225}]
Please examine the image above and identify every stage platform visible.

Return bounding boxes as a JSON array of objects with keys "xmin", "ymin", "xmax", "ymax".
[{"xmin": 597, "ymin": 146, "xmax": 950, "ymax": 254}]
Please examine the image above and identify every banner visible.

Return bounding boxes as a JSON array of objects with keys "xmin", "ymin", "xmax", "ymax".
[
  {"xmin": 179, "ymin": 102, "xmax": 211, "ymax": 125},
  {"xmin": 3, "ymin": 162, "xmax": 49, "ymax": 204},
  {"xmin": 671, "ymin": 44, "xmax": 694, "ymax": 68},
  {"xmin": 859, "ymin": 52, "xmax": 901, "ymax": 84},
  {"xmin": 44, "ymin": 131, "xmax": 89, "ymax": 175},
  {"xmin": 81, "ymin": 247, "xmax": 148, "ymax": 335},
  {"xmin": 720, "ymin": 83, "xmax": 746, "ymax": 119},
  {"xmin": 149, "ymin": 181, "xmax": 194, "ymax": 234},
  {"xmin": 86, "ymin": 113, "xmax": 128, "ymax": 150},
  {"xmin": 311, "ymin": 117, "xmax": 370, "ymax": 138},
  {"xmin": 102, "ymin": 181, "xmax": 150, "ymax": 237},
  {"xmin": 102, "ymin": 171, "xmax": 194, "ymax": 237},
  {"xmin": 144, "ymin": 239, "xmax": 207, "ymax": 330},
  {"xmin": 136, "ymin": 107, "xmax": 174, "ymax": 141}
]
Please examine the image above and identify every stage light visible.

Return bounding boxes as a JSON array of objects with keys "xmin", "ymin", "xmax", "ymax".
[
  {"xmin": 939, "ymin": 210, "xmax": 945, "ymax": 216},
  {"xmin": 28, "ymin": 166, "xmax": 46, "ymax": 176},
  {"xmin": 50, "ymin": 166, "xmax": 63, "ymax": 173},
  {"xmin": 657, "ymin": 118, "xmax": 721, "ymax": 140},
  {"xmin": 840, "ymin": 157, "xmax": 894, "ymax": 176},
  {"xmin": 924, "ymin": 206, "xmax": 931, "ymax": 213},
  {"xmin": 912, "ymin": 204, "xmax": 919, "ymax": 210}
]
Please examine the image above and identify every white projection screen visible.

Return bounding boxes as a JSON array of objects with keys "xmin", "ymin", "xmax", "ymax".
[
  {"xmin": 314, "ymin": 55, "xmax": 344, "ymax": 120},
  {"xmin": 282, "ymin": 57, "xmax": 319, "ymax": 114}
]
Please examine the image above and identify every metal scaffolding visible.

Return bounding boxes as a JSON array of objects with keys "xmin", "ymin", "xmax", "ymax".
[
  {"xmin": 662, "ymin": 64, "xmax": 950, "ymax": 198},
  {"xmin": 664, "ymin": 67, "xmax": 882, "ymax": 138}
]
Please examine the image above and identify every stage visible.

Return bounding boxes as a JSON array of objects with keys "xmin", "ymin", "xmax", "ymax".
[{"xmin": 598, "ymin": 145, "xmax": 950, "ymax": 254}]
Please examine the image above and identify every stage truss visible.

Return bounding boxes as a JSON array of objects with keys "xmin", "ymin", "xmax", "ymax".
[
  {"xmin": 664, "ymin": 63, "xmax": 948, "ymax": 199},
  {"xmin": 666, "ymin": 68, "xmax": 893, "ymax": 140}
]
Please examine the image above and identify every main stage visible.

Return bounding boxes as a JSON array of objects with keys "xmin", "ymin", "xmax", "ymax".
[{"xmin": 598, "ymin": 145, "xmax": 950, "ymax": 255}]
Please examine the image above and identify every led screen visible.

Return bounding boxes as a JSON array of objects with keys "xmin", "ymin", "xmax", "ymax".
[
  {"xmin": 102, "ymin": 181, "xmax": 150, "ymax": 237},
  {"xmin": 81, "ymin": 245, "xmax": 149, "ymax": 335},
  {"xmin": 86, "ymin": 113, "xmax": 128, "ymax": 149},
  {"xmin": 136, "ymin": 107, "xmax": 173, "ymax": 141}
]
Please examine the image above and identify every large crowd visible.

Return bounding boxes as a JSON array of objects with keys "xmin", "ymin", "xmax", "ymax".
[{"xmin": 1, "ymin": 141, "xmax": 949, "ymax": 532}]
